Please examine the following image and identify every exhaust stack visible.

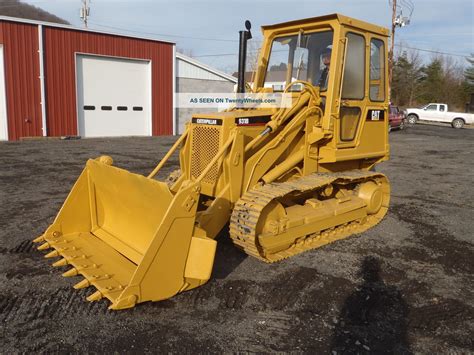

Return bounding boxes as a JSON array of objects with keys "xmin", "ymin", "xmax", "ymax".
[{"xmin": 237, "ymin": 20, "xmax": 252, "ymax": 94}]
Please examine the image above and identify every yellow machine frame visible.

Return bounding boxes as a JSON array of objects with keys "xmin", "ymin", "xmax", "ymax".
[{"xmin": 35, "ymin": 14, "xmax": 391, "ymax": 310}]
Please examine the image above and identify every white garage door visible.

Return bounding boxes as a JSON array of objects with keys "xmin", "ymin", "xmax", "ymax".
[
  {"xmin": 0, "ymin": 45, "xmax": 8, "ymax": 141},
  {"xmin": 76, "ymin": 54, "xmax": 151, "ymax": 138}
]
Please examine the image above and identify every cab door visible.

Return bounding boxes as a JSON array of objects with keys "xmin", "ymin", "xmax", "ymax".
[
  {"xmin": 334, "ymin": 30, "xmax": 387, "ymax": 160},
  {"xmin": 423, "ymin": 104, "xmax": 439, "ymax": 121},
  {"xmin": 337, "ymin": 31, "xmax": 366, "ymax": 148}
]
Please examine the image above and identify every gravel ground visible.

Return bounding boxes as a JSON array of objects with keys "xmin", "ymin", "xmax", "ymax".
[{"xmin": 0, "ymin": 124, "xmax": 473, "ymax": 353}]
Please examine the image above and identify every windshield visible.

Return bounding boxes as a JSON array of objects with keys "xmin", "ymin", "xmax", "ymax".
[{"xmin": 264, "ymin": 30, "xmax": 334, "ymax": 92}]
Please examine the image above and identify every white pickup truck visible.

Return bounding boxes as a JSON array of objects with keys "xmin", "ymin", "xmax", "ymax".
[{"xmin": 406, "ymin": 103, "xmax": 474, "ymax": 129}]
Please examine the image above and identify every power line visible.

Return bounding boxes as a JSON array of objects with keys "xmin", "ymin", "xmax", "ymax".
[
  {"xmin": 194, "ymin": 52, "xmax": 240, "ymax": 58},
  {"xmin": 86, "ymin": 20, "xmax": 470, "ymax": 59},
  {"xmin": 2, "ymin": 1, "xmax": 469, "ymax": 61},
  {"xmin": 399, "ymin": 0, "xmax": 414, "ymax": 17},
  {"xmin": 192, "ymin": 44, "xmax": 471, "ymax": 59},
  {"xmin": 395, "ymin": 44, "xmax": 471, "ymax": 58},
  {"xmin": 88, "ymin": 21, "xmax": 242, "ymax": 43},
  {"xmin": 0, "ymin": 6, "xmax": 241, "ymax": 42}
]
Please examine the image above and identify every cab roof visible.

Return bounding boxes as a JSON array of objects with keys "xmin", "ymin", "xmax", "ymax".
[{"xmin": 262, "ymin": 13, "xmax": 389, "ymax": 37}]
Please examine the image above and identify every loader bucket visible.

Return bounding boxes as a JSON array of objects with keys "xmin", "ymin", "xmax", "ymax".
[{"xmin": 35, "ymin": 158, "xmax": 217, "ymax": 310}]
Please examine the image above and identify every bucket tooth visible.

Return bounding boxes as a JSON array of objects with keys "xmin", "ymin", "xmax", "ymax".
[
  {"xmin": 74, "ymin": 279, "xmax": 90, "ymax": 289},
  {"xmin": 86, "ymin": 290, "xmax": 103, "ymax": 302},
  {"xmin": 44, "ymin": 250, "xmax": 60, "ymax": 259},
  {"xmin": 37, "ymin": 242, "xmax": 51, "ymax": 251},
  {"xmin": 33, "ymin": 235, "xmax": 45, "ymax": 243},
  {"xmin": 52, "ymin": 258, "xmax": 68, "ymax": 267},
  {"xmin": 62, "ymin": 268, "xmax": 78, "ymax": 277}
]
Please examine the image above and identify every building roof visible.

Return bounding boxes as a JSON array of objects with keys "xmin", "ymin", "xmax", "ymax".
[
  {"xmin": 264, "ymin": 71, "xmax": 287, "ymax": 82},
  {"xmin": 177, "ymin": 53, "xmax": 237, "ymax": 83},
  {"xmin": 232, "ymin": 71, "xmax": 255, "ymax": 82},
  {"xmin": 0, "ymin": 16, "xmax": 236, "ymax": 83},
  {"xmin": 0, "ymin": 15, "xmax": 175, "ymax": 45}
]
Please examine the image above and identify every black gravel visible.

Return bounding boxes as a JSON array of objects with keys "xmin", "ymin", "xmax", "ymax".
[{"xmin": 0, "ymin": 124, "xmax": 473, "ymax": 353}]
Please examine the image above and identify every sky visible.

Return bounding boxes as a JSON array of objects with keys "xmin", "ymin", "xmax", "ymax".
[{"xmin": 22, "ymin": 0, "xmax": 474, "ymax": 73}]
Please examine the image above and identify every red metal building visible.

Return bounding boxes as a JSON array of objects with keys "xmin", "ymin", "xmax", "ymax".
[{"xmin": 0, "ymin": 16, "xmax": 175, "ymax": 141}]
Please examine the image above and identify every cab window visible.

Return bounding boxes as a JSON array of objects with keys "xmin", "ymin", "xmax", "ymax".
[
  {"xmin": 339, "ymin": 32, "xmax": 366, "ymax": 142},
  {"xmin": 369, "ymin": 39, "xmax": 385, "ymax": 101},
  {"xmin": 341, "ymin": 33, "xmax": 365, "ymax": 100},
  {"xmin": 426, "ymin": 104, "xmax": 437, "ymax": 111},
  {"xmin": 264, "ymin": 30, "xmax": 334, "ymax": 92},
  {"xmin": 340, "ymin": 107, "xmax": 361, "ymax": 141}
]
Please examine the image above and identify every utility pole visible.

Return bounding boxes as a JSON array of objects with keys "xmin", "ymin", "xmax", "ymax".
[
  {"xmin": 389, "ymin": 0, "xmax": 397, "ymax": 88},
  {"xmin": 388, "ymin": 0, "xmax": 412, "ymax": 96},
  {"xmin": 80, "ymin": 0, "xmax": 91, "ymax": 28}
]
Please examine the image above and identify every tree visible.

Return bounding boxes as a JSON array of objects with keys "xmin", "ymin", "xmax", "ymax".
[
  {"xmin": 270, "ymin": 62, "xmax": 287, "ymax": 72},
  {"xmin": 391, "ymin": 52, "xmax": 470, "ymax": 111},
  {"xmin": 391, "ymin": 50, "xmax": 422, "ymax": 107},
  {"xmin": 246, "ymin": 39, "xmax": 261, "ymax": 72},
  {"xmin": 462, "ymin": 54, "xmax": 474, "ymax": 111},
  {"xmin": 464, "ymin": 54, "xmax": 474, "ymax": 86},
  {"xmin": 418, "ymin": 58, "xmax": 444, "ymax": 103},
  {"xmin": 441, "ymin": 56, "xmax": 467, "ymax": 110}
]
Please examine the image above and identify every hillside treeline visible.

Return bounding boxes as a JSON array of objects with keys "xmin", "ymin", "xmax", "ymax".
[{"xmin": 0, "ymin": 0, "xmax": 69, "ymax": 24}]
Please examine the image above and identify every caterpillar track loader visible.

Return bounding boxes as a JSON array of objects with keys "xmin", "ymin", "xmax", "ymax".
[{"xmin": 34, "ymin": 14, "xmax": 391, "ymax": 310}]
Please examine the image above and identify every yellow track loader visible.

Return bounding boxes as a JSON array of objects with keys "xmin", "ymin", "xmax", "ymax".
[{"xmin": 35, "ymin": 14, "xmax": 391, "ymax": 310}]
